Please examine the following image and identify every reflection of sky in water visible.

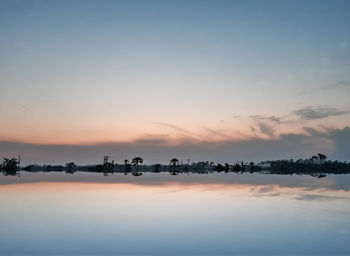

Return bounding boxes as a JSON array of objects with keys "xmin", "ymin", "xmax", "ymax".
[{"xmin": 1, "ymin": 173, "xmax": 350, "ymax": 255}]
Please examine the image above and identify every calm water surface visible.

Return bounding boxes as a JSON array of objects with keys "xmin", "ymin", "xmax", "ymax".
[{"xmin": 0, "ymin": 172, "xmax": 350, "ymax": 255}]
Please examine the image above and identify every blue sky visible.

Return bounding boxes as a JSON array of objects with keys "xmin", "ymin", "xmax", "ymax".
[{"xmin": 0, "ymin": 0, "xmax": 349, "ymax": 163}]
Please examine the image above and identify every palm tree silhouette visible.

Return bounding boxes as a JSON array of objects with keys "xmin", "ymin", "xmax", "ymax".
[
  {"xmin": 132, "ymin": 157, "xmax": 143, "ymax": 174},
  {"xmin": 170, "ymin": 158, "xmax": 179, "ymax": 175}
]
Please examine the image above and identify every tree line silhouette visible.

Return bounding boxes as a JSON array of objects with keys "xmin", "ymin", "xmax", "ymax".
[{"xmin": 1, "ymin": 153, "xmax": 350, "ymax": 178}]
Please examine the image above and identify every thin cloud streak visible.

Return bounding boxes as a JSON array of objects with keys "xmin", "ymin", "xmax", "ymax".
[
  {"xmin": 153, "ymin": 122, "xmax": 202, "ymax": 141},
  {"xmin": 256, "ymin": 122, "xmax": 275, "ymax": 137},
  {"xmin": 323, "ymin": 80, "xmax": 350, "ymax": 90},
  {"xmin": 295, "ymin": 194, "xmax": 349, "ymax": 201},
  {"xmin": 294, "ymin": 106, "xmax": 350, "ymax": 120},
  {"xmin": 250, "ymin": 115, "xmax": 285, "ymax": 124}
]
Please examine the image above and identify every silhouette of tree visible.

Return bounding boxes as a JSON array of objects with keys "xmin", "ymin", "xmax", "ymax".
[
  {"xmin": 2, "ymin": 158, "xmax": 20, "ymax": 176},
  {"xmin": 250, "ymin": 162, "xmax": 254, "ymax": 173},
  {"xmin": 170, "ymin": 158, "xmax": 179, "ymax": 170},
  {"xmin": 311, "ymin": 155, "xmax": 319, "ymax": 163},
  {"xmin": 225, "ymin": 163, "xmax": 229, "ymax": 173},
  {"xmin": 132, "ymin": 157, "xmax": 143, "ymax": 174},
  {"xmin": 240, "ymin": 161, "xmax": 247, "ymax": 173},
  {"xmin": 65, "ymin": 162, "xmax": 77, "ymax": 174},
  {"xmin": 169, "ymin": 158, "xmax": 179, "ymax": 175},
  {"xmin": 318, "ymin": 153, "xmax": 327, "ymax": 163},
  {"xmin": 124, "ymin": 159, "xmax": 129, "ymax": 174},
  {"xmin": 153, "ymin": 164, "xmax": 161, "ymax": 173}
]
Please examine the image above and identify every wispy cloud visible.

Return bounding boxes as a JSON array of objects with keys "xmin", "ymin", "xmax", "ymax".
[
  {"xmin": 333, "ymin": 80, "xmax": 350, "ymax": 88},
  {"xmin": 154, "ymin": 122, "xmax": 200, "ymax": 140},
  {"xmin": 294, "ymin": 106, "xmax": 349, "ymax": 120},
  {"xmin": 201, "ymin": 126, "xmax": 230, "ymax": 140},
  {"xmin": 257, "ymin": 186, "xmax": 275, "ymax": 193},
  {"xmin": 323, "ymin": 80, "xmax": 350, "ymax": 90},
  {"xmin": 256, "ymin": 122, "xmax": 275, "ymax": 137},
  {"xmin": 295, "ymin": 194, "xmax": 348, "ymax": 201},
  {"xmin": 303, "ymin": 127, "xmax": 323, "ymax": 135},
  {"xmin": 250, "ymin": 115, "xmax": 284, "ymax": 124},
  {"xmin": 132, "ymin": 137, "xmax": 169, "ymax": 146}
]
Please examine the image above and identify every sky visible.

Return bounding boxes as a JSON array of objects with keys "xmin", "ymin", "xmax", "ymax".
[{"xmin": 0, "ymin": 0, "xmax": 350, "ymax": 164}]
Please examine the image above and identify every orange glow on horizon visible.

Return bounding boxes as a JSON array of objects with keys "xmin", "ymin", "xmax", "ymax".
[{"xmin": 0, "ymin": 119, "xmax": 314, "ymax": 145}]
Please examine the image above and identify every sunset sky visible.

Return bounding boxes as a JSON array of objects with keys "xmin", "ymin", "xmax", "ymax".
[{"xmin": 1, "ymin": 0, "xmax": 350, "ymax": 164}]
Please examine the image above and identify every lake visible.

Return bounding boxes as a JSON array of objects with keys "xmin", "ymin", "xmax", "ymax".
[{"xmin": 1, "ymin": 172, "xmax": 350, "ymax": 255}]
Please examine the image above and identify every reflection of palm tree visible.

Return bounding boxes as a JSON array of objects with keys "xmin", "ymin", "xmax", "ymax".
[{"xmin": 132, "ymin": 157, "xmax": 143, "ymax": 174}]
